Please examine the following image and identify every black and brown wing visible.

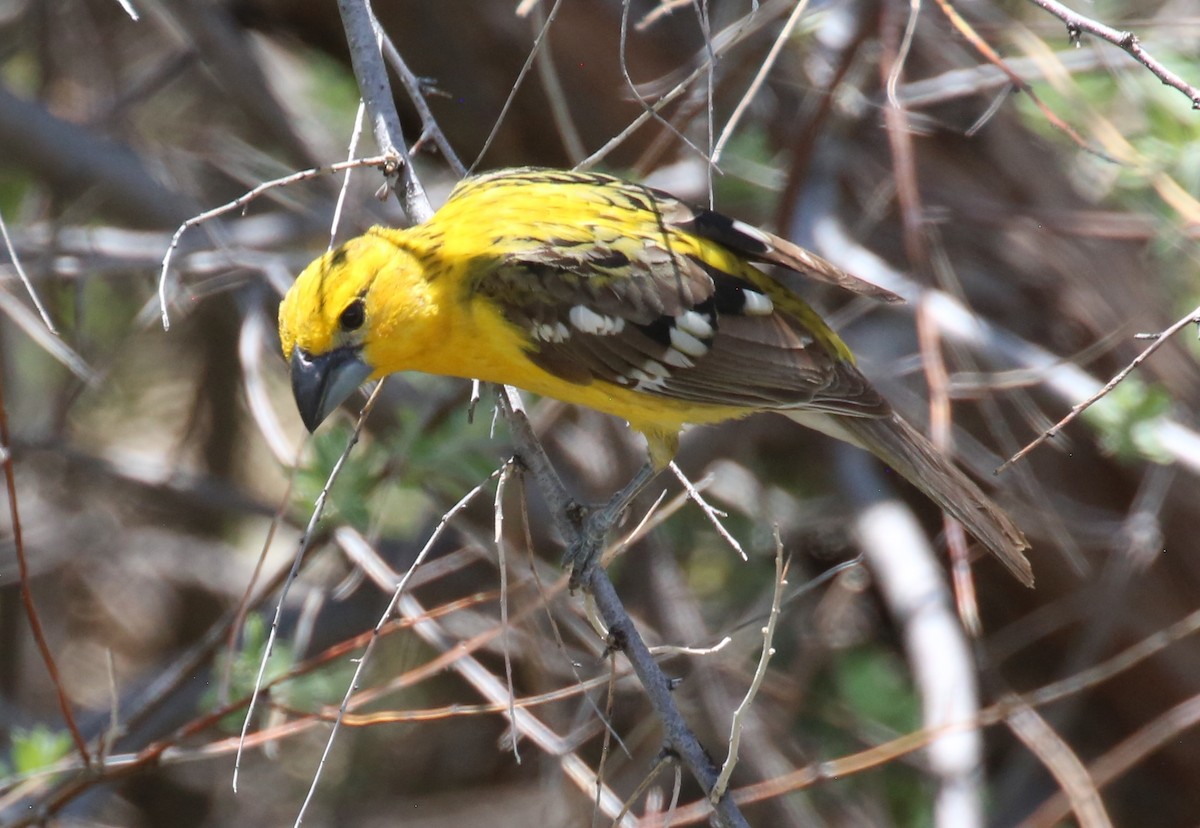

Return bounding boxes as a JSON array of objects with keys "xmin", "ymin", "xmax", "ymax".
[{"xmin": 469, "ymin": 221, "xmax": 890, "ymax": 419}]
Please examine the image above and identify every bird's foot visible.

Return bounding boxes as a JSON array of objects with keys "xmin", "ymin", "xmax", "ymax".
[
  {"xmin": 563, "ymin": 461, "xmax": 658, "ymax": 590},
  {"xmin": 564, "ymin": 502, "xmax": 620, "ymax": 591}
]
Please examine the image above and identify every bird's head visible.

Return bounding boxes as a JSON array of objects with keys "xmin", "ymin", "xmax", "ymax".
[{"xmin": 278, "ymin": 230, "xmax": 420, "ymax": 432}]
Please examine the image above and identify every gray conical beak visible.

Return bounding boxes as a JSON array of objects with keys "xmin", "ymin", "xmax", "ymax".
[{"xmin": 289, "ymin": 347, "xmax": 372, "ymax": 432}]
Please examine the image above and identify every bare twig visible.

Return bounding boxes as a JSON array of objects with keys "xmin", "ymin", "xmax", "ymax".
[
  {"xmin": 0, "ymin": 287, "xmax": 95, "ymax": 383},
  {"xmin": 157, "ymin": 154, "xmax": 389, "ymax": 330},
  {"xmin": 1005, "ymin": 702, "xmax": 1113, "ymax": 828},
  {"xmin": 293, "ymin": 465, "xmax": 502, "ymax": 826},
  {"xmin": 0, "ymin": 355, "xmax": 91, "ymax": 767},
  {"xmin": 667, "ymin": 463, "xmax": 745, "ymax": 560},
  {"xmin": 378, "ymin": 34, "xmax": 466, "ymax": 176},
  {"xmin": 498, "ymin": 388, "xmax": 750, "ymax": 828},
  {"xmin": 0, "ymin": 210, "xmax": 56, "ymax": 333},
  {"xmin": 335, "ymin": 0, "xmax": 430, "ymax": 221},
  {"xmin": 710, "ymin": 534, "xmax": 787, "ymax": 802},
  {"xmin": 1027, "ymin": 0, "xmax": 1200, "ymax": 109},
  {"xmin": 114, "ymin": 0, "xmax": 139, "ymax": 21},
  {"xmin": 712, "ymin": 0, "xmax": 809, "ymax": 170},
  {"xmin": 233, "ymin": 382, "xmax": 385, "ymax": 793},
  {"xmin": 529, "ymin": 0, "xmax": 587, "ymax": 164},
  {"xmin": 494, "ymin": 460, "xmax": 521, "ymax": 763},
  {"xmin": 929, "ymin": 0, "xmax": 1118, "ymax": 162},
  {"xmin": 1000, "ymin": 305, "xmax": 1200, "ymax": 471},
  {"xmin": 1023, "ymin": 692, "xmax": 1200, "ymax": 828},
  {"xmin": 470, "ymin": 0, "xmax": 568, "ymax": 173}
]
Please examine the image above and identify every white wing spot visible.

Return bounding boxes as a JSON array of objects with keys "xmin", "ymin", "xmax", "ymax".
[
  {"xmin": 675, "ymin": 310, "xmax": 714, "ymax": 338},
  {"xmin": 627, "ymin": 369, "xmax": 668, "ymax": 391},
  {"xmin": 742, "ymin": 290, "xmax": 774, "ymax": 315},
  {"xmin": 636, "ymin": 359, "xmax": 668, "ymax": 378},
  {"xmin": 668, "ymin": 325, "xmax": 709, "ymax": 358},
  {"xmin": 532, "ymin": 322, "xmax": 570, "ymax": 343},
  {"xmin": 731, "ymin": 219, "xmax": 771, "ymax": 246},
  {"xmin": 569, "ymin": 305, "xmax": 625, "ymax": 335}
]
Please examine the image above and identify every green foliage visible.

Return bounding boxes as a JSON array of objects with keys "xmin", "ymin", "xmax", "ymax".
[
  {"xmin": 4, "ymin": 724, "xmax": 73, "ymax": 778},
  {"xmin": 831, "ymin": 647, "xmax": 930, "ymax": 827},
  {"xmin": 300, "ymin": 46, "xmax": 365, "ymax": 137},
  {"xmin": 1082, "ymin": 376, "xmax": 1174, "ymax": 464},
  {"xmin": 295, "ymin": 385, "xmax": 501, "ymax": 536},
  {"xmin": 208, "ymin": 614, "xmax": 356, "ymax": 731},
  {"xmin": 833, "ymin": 647, "xmax": 920, "ymax": 734}
]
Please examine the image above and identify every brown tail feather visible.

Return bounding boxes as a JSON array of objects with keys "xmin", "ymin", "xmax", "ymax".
[{"xmin": 801, "ymin": 412, "xmax": 1034, "ymax": 586}]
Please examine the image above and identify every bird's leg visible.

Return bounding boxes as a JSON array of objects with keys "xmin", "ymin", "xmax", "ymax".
[{"xmin": 565, "ymin": 461, "xmax": 657, "ymax": 589}]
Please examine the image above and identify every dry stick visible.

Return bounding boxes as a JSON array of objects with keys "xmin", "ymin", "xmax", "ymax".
[
  {"xmin": 916, "ymin": 300, "xmax": 981, "ymax": 637},
  {"xmin": 710, "ymin": 535, "xmax": 788, "ymax": 802},
  {"xmin": 0, "ymin": 287, "xmax": 94, "ymax": 383},
  {"xmin": 0, "ymin": 209, "xmax": 56, "ymax": 333},
  {"xmin": 232, "ymin": 383, "xmax": 385, "ymax": 793},
  {"xmin": 114, "ymin": 0, "xmax": 139, "ymax": 21},
  {"xmin": 469, "ymin": 0, "xmax": 568, "ymax": 174},
  {"xmin": 1001, "ymin": 306, "xmax": 1200, "ymax": 471},
  {"xmin": 157, "ymin": 154, "xmax": 390, "ymax": 330},
  {"xmin": 1027, "ymin": 0, "xmax": 1200, "ymax": 108},
  {"xmin": 493, "ymin": 460, "xmax": 522, "ymax": 763},
  {"xmin": 614, "ymin": 752, "xmax": 679, "ymax": 825},
  {"xmin": 333, "ymin": 524, "xmax": 637, "ymax": 824},
  {"xmin": 498, "ymin": 389, "xmax": 750, "ymax": 828},
  {"xmin": 616, "ymin": 0, "xmax": 710, "ymax": 170},
  {"xmin": 712, "ymin": 0, "xmax": 809, "ymax": 165},
  {"xmin": 1023, "ymin": 692, "xmax": 1200, "ymax": 828},
  {"xmin": 329, "ymin": 101, "xmax": 368, "ymax": 249},
  {"xmin": 929, "ymin": 0, "xmax": 1118, "ymax": 163},
  {"xmin": 666, "ymin": 463, "xmax": 745, "ymax": 560},
  {"xmin": 586, "ymin": 0, "xmax": 776, "ymax": 172},
  {"xmin": 378, "ymin": 36, "xmax": 466, "ymax": 177},
  {"xmin": 0, "ymin": 348, "xmax": 91, "ymax": 767},
  {"xmin": 528, "ymin": 0, "xmax": 587, "ymax": 164},
  {"xmin": 293, "ymin": 466, "xmax": 504, "ymax": 827},
  {"xmin": 1005, "ymin": 702, "xmax": 1113, "ymax": 828},
  {"xmin": 334, "ymin": 0, "xmax": 435, "ymax": 223}
]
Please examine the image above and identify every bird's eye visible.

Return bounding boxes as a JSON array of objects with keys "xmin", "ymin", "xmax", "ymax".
[{"xmin": 339, "ymin": 299, "xmax": 365, "ymax": 331}]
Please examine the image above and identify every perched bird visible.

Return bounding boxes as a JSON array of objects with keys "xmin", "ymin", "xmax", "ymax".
[{"xmin": 279, "ymin": 167, "xmax": 1032, "ymax": 586}]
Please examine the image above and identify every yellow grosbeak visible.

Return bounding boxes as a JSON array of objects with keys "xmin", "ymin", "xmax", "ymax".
[{"xmin": 278, "ymin": 168, "xmax": 1032, "ymax": 585}]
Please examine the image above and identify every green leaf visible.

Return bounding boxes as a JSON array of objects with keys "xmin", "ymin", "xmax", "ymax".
[
  {"xmin": 9, "ymin": 724, "xmax": 72, "ymax": 776},
  {"xmin": 1081, "ymin": 377, "xmax": 1174, "ymax": 464}
]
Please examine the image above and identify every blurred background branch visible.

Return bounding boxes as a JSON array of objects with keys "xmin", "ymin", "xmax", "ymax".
[{"xmin": 1, "ymin": 0, "xmax": 1199, "ymax": 825}]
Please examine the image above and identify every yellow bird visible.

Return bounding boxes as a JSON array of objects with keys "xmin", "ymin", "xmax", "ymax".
[{"xmin": 278, "ymin": 168, "xmax": 1032, "ymax": 586}]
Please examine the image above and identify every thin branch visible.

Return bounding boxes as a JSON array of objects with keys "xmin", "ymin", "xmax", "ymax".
[
  {"xmin": 335, "ymin": 0, "xmax": 431, "ymax": 222},
  {"xmin": 711, "ymin": 534, "xmax": 787, "ymax": 801},
  {"xmin": 0, "ymin": 355, "xmax": 91, "ymax": 767},
  {"xmin": 494, "ymin": 460, "xmax": 521, "ymax": 763},
  {"xmin": 667, "ymin": 462, "xmax": 745, "ymax": 560},
  {"xmin": 470, "ymin": 0, "xmax": 568, "ymax": 172},
  {"xmin": 157, "ymin": 154, "xmax": 389, "ymax": 330},
  {"xmin": 529, "ymin": 0, "xmax": 587, "ymax": 165},
  {"xmin": 1027, "ymin": 0, "xmax": 1200, "ymax": 109},
  {"xmin": 929, "ymin": 0, "xmax": 1118, "ymax": 163},
  {"xmin": 0, "ymin": 209, "xmax": 56, "ymax": 333},
  {"xmin": 1000, "ymin": 306, "xmax": 1200, "ymax": 471},
  {"xmin": 498, "ymin": 388, "xmax": 750, "ymax": 828},
  {"xmin": 233, "ymin": 382, "xmax": 385, "ymax": 792},
  {"xmin": 1023, "ymin": 692, "xmax": 1200, "ymax": 828},
  {"xmin": 293, "ymin": 465, "xmax": 503, "ymax": 826},
  {"xmin": 1005, "ymin": 702, "xmax": 1113, "ymax": 828},
  {"xmin": 712, "ymin": 0, "xmax": 809, "ymax": 167},
  {"xmin": 114, "ymin": 0, "xmax": 139, "ymax": 21},
  {"xmin": 378, "ymin": 34, "xmax": 467, "ymax": 176}
]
